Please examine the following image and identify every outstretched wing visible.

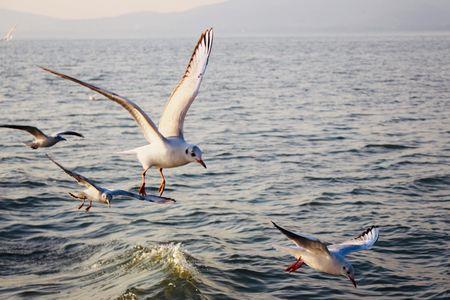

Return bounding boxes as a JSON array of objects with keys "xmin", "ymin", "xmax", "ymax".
[
  {"xmin": 272, "ymin": 221, "xmax": 330, "ymax": 255},
  {"xmin": 158, "ymin": 28, "xmax": 213, "ymax": 138},
  {"xmin": 328, "ymin": 226, "xmax": 379, "ymax": 257},
  {"xmin": 56, "ymin": 131, "xmax": 84, "ymax": 138},
  {"xmin": 109, "ymin": 190, "xmax": 175, "ymax": 204},
  {"xmin": 39, "ymin": 66, "xmax": 166, "ymax": 144},
  {"xmin": 0, "ymin": 124, "xmax": 47, "ymax": 139},
  {"xmin": 46, "ymin": 154, "xmax": 101, "ymax": 191}
]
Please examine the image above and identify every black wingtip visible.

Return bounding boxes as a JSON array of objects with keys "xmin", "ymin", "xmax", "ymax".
[
  {"xmin": 271, "ymin": 221, "xmax": 286, "ymax": 233},
  {"xmin": 272, "ymin": 221, "xmax": 294, "ymax": 238},
  {"xmin": 45, "ymin": 153, "xmax": 57, "ymax": 164},
  {"xmin": 158, "ymin": 197, "xmax": 176, "ymax": 204},
  {"xmin": 37, "ymin": 65, "xmax": 48, "ymax": 72},
  {"xmin": 166, "ymin": 197, "xmax": 176, "ymax": 203},
  {"xmin": 45, "ymin": 153, "xmax": 63, "ymax": 168},
  {"xmin": 38, "ymin": 65, "xmax": 60, "ymax": 77},
  {"xmin": 355, "ymin": 226, "xmax": 379, "ymax": 240}
]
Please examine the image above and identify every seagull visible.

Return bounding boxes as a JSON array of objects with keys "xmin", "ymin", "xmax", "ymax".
[
  {"xmin": 0, "ymin": 124, "xmax": 84, "ymax": 149},
  {"xmin": 2, "ymin": 25, "xmax": 16, "ymax": 42},
  {"xmin": 47, "ymin": 154, "xmax": 175, "ymax": 211},
  {"xmin": 39, "ymin": 28, "xmax": 213, "ymax": 196},
  {"xmin": 272, "ymin": 221, "xmax": 379, "ymax": 288}
]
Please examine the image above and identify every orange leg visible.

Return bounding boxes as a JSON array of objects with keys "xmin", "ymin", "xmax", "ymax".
[
  {"xmin": 285, "ymin": 257, "xmax": 304, "ymax": 273},
  {"xmin": 158, "ymin": 168, "xmax": 166, "ymax": 196},
  {"xmin": 85, "ymin": 200, "xmax": 93, "ymax": 212},
  {"xmin": 77, "ymin": 201, "xmax": 85, "ymax": 210},
  {"xmin": 138, "ymin": 168, "xmax": 150, "ymax": 196}
]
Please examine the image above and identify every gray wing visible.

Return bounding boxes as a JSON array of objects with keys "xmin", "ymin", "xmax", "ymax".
[
  {"xmin": 158, "ymin": 28, "xmax": 213, "ymax": 138},
  {"xmin": 109, "ymin": 190, "xmax": 176, "ymax": 204},
  {"xmin": 39, "ymin": 66, "xmax": 166, "ymax": 145},
  {"xmin": 108, "ymin": 190, "xmax": 141, "ymax": 199},
  {"xmin": 328, "ymin": 226, "xmax": 379, "ymax": 257},
  {"xmin": 272, "ymin": 221, "xmax": 330, "ymax": 255},
  {"xmin": 0, "ymin": 124, "xmax": 47, "ymax": 139},
  {"xmin": 46, "ymin": 154, "xmax": 101, "ymax": 191},
  {"xmin": 56, "ymin": 131, "xmax": 84, "ymax": 138}
]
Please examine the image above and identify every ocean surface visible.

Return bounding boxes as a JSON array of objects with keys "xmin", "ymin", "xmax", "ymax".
[{"xmin": 0, "ymin": 34, "xmax": 449, "ymax": 299}]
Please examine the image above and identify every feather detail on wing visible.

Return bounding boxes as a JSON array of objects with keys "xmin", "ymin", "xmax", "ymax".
[
  {"xmin": 140, "ymin": 194, "xmax": 176, "ymax": 204},
  {"xmin": 273, "ymin": 245, "xmax": 303, "ymax": 260},
  {"xmin": 108, "ymin": 190, "xmax": 140, "ymax": 198},
  {"xmin": 109, "ymin": 190, "xmax": 175, "ymax": 204},
  {"xmin": 0, "ymin": 125, "xmax": 47, "ymax": 139},
  {"xmin": 158, "ymin": 28, "xmax": 213, "ymax": 138},
  {"xmin": 328, "ymin": 226, "xmax": 379, "ymax": 257},
  {"xmin": 56, "ymin": 131, "xmax": 84, "ymax": 138},
  {"xmin": 272, "ymin": 221, "xmax": 330, "ymax": 255},
  {"xmin": 46, "ymin": 154, "xmax": 100, "ymax": 191},
  {"xmin": 39, "ymin": 66, "xmax": 165, "ymax": 144}
]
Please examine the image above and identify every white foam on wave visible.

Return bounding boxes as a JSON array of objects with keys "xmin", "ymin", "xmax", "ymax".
[
  {"xmin": 85, "ymin": 242, "xmax": 200, "ymax": 298},
  {"xmin": 89, "ymin": 242, "xmax": 198, "ymax": 281},
  {"xmin": 126, "ymin": 242, "xmax": 198, "ymax": 280}
]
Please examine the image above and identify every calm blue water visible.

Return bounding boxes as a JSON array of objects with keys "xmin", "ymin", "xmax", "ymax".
[{"xmin": 0, "ymin": 34, "xmax": 449, "ymax": 299}]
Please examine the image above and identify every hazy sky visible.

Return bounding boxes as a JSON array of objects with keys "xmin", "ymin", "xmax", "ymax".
[{"xmin": 0, "ymin": 0, "xmax": 224, "ymax": 19}]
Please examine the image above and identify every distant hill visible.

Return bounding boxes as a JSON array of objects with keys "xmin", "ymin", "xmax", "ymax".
[{"xmin": 1, "ymin": 0, "xmax": 450, "ymax": 38}]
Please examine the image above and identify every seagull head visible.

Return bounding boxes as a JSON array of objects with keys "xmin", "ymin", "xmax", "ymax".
[
  {"xmin": 185, "ymin": 145, "xmax": 206, "ymax": 169},
  {"xmin": 341, "ymin": 262, "xmax": 356, "ymax": 288},
  {"xmin": 101, "ymin": 193, "xmax": 112, "ymax": 207}
]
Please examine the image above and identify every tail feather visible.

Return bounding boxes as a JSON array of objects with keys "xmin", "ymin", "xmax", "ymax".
[
  {"xmin": 117, "ymin": 144, "xmax": 149, "ymax": 155},
  {"xmin": 118, "ymin": 149, "xmax": 138, "ymax": 154}
]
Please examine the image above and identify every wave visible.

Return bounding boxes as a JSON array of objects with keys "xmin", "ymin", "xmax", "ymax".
[
  {"xmin": 412, "ymin": 174, "xmax": 450, "ymax": 187},
  {"xmin": 92, "ymin": 243, "xmax": 198, "ymax": 281},
  {"xmin": 0, "ymin": 181, "xmax": 47, "ymax": 189},
  {"xmin": 364, "ymin": 144, "xmax": 416, "ymax": 150},
  {"xmin": 128, "ymin": 243, "xmax": 198, "ymax": 280}
]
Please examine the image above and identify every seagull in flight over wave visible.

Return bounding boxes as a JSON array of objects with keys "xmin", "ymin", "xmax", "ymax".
[
  {"xmin": 0, "ymin": 124, "xmax": 83, "ymax": 149},
  {"xmin": 39, "ymin": 28, "xmax": 214, "ymax": 196},
  {"xmin": 47, "ymin": 155, "xmax": 175, "ymax": 211},
  {"xmin": 272, "ymin": 221, "xmax": 379, "ymax": 288}
]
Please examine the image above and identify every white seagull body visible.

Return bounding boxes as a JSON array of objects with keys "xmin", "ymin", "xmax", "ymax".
[
  {"xmin": 47, "ymin": 155, "xmax": 175, "ymax": 211},
  {"xmin": 272, "ymin": 221, "xmax": 379, "ymax": 288},
  {"xmin": 39, "ymin": 28, "xmax": 214, "ymax": 196},
  {"xmin": 0, "ymin": 124, "xmax": 84, "ymax": 149}
]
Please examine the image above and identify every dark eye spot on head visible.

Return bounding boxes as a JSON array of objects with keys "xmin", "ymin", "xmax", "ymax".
[
  {"xmin": 185, "ymin": 149, "xmax": 188, "ymax": 154},
  {"xmin": 191, "ymin": 153, "xmax": 195, "ymax": 157}
]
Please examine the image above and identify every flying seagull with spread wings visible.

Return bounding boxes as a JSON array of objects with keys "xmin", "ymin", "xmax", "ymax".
[
  {"xmin": 39, "ymin": 28, "xmax": 213, "ymax": 196},
  {"xmin": 47, "ymin": 155, "xmax": 175, "ymax": 211},
  {"xmin": 0, "ymin": 125, "xmax": 83, "ymax": 149},
  {"xmin": 272, "ymin": 221, "xmax": 379, "ymax": 288}
]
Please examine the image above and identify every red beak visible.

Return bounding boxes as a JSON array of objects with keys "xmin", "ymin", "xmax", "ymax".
[
  {"xmin": 348, "ymin": 275, "xmax": 357, "ymax": 288},
  {"xmin": 197, "ymin": 159, "xmax": 207, "ymax": 169}
]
